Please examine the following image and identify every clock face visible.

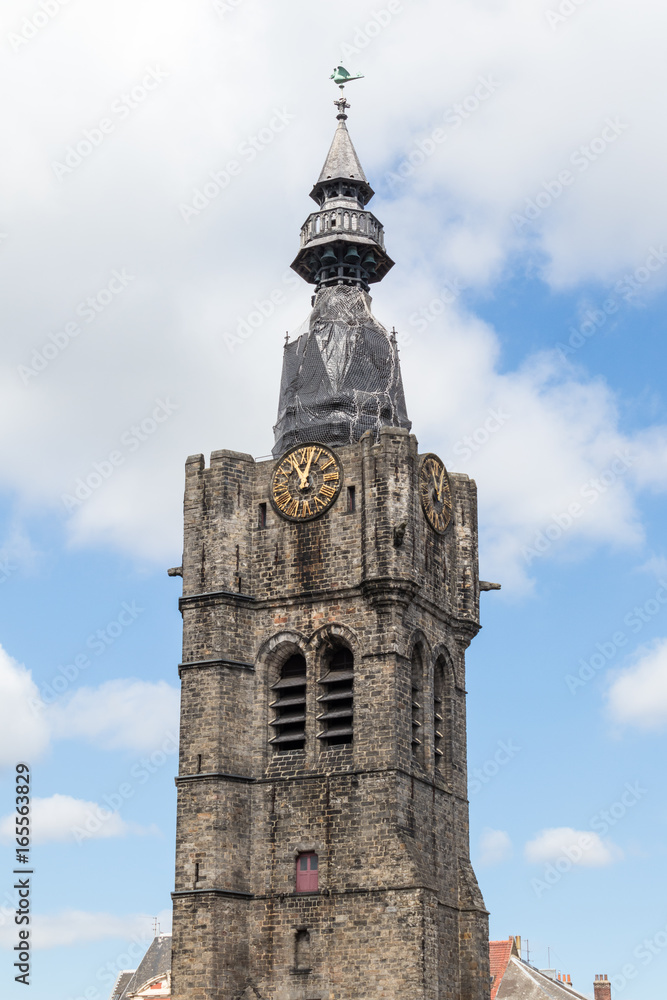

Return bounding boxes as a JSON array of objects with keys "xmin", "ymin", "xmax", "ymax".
[
  {"xmin": 419, "ymin": 453, "xmax": 453, "ymax": 534},
  {"xmin": 270, "ymin": 443, "xmax": 343, "ymax": 522}
]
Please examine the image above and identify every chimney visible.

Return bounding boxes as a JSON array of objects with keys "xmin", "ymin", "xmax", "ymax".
[
  {"xmin": 594, "ymin": 974, "xmax": 611, "ymax": 1000},
  {"xmin": 513, "ymin": 936, "xmax": 521, "ymax": 958}
]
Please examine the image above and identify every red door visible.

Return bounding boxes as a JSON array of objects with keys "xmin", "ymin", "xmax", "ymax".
[{"xmin": 296, "ymin": 853, "xmax": 318, "ymax": 892}]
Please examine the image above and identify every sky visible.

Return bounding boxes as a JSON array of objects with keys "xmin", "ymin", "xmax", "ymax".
[{"xmin": 1, "ymin": 0, "xmax": 667, "ymax": 997}]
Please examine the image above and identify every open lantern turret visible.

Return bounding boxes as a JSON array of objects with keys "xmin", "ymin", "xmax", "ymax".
[{"xmin": 291, "ymin": 96, "xmax": 394, "ymax": 291}]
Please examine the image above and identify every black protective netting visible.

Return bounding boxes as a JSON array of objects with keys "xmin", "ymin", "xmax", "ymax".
[{"xmin": 272, "ymin": 285, "xmax": 411, "ymax": 457}]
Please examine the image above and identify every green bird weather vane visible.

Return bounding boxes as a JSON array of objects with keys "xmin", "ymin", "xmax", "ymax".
[{"xmin": 330, "ymin": 64, "xmax": 364, "ymax": 116}]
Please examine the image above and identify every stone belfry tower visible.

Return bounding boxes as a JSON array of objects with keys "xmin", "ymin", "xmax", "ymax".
[{"xmin": 171, "ymin": 76, "xmax": 490, "ymax": 1000}]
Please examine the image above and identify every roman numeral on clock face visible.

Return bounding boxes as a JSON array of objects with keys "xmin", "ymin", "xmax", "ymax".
[
  {"xmin": 270, "ymin": 444, "xmax": 343, "ymax": 522},
  {"xmin": 418, "ymin": 453, "xmax": 452, "ymax": 535}
]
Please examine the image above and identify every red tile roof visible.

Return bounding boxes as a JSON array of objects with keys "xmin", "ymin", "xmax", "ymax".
[{"xmin": 490, "ymin": 938, "xmax": 515, "ymax": 1000}]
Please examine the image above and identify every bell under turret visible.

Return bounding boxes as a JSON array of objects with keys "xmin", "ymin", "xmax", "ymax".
[
  {"xmin": 273, "ymin": 87, "xmax": 410, "ymax": 458},
  {"xmin": 290, "ymin": 96, "xmax": 394, "ymax": 292}
]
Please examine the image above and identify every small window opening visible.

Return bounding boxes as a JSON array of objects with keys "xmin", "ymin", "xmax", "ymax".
[
  {"xmin": 196, "ymin": 754, "xmax": 202, "ymax": 773},
  {"xmin": 270, "ymin": 654, "xmax": 307, "ymax": 751},
  {"xmin": 295, "ymin": 853, "xmax": 318, "ymax": 892},
  {"xmin": 317, "ymin": 647, "xmax": 353, "ymax": 746},
  {"xmin": 411, "ymin": 649, "xmax": 424, "ymax": 760},
  {"xmin": 347, "ymin": 485, "xmax": 356, "ymax": 512},
  {"xmin": 434, "ymin": 661, "xmax": 445, "ymax": 767},
  {"xmin": 295, "ymin": 928, "xmax": 311, "ymax": 969},
  {"xmin": 194, "ymin": 861, "xmax": 199, "ymax": 886},
  {"xmin": 258, "ymin": 502, "xmax": 267, "ymax": 529}
]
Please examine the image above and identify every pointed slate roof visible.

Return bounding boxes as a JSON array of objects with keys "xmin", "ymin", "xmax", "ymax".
[
  {"xmin": 316, "ymin": 118, "xmax": 368, "ymax": 185},
  {"xmin": 109, "ymin": 971, "xmax": 134, "ymax": 1000},
  {"xmin": 117, "ymin": 936, "xmax": 171, "ymax": 999},
  {"xmin": 496, "ymin": 957, "xmax": 590, "ymax": 1000}
]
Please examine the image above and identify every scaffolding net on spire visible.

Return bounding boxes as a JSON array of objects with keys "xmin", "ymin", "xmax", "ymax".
[{"xmin": 272, "ymin": 285, "xmax": 411, "ymax": 457}]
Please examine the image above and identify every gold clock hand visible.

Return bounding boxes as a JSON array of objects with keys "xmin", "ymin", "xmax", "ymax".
[
  {"xmin": 300, "ymin": 446, "xmax": 316, "ymax": 490},
  {"xmin": 437, "ymin": 464, "xmax": 445, "ymax": 502},
  {"xmin": 290, "ymin": 454, "xmax": 307, "ymax": 489}
]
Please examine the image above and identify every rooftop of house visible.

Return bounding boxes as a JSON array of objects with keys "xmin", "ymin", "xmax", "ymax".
[
  {"xmin": 109, "ymin": 935, "xmax": 172, "ymax": 1000},
  {"xmin": 490, "ymin": 936, "xmax": 610, "ymax": 1000}
]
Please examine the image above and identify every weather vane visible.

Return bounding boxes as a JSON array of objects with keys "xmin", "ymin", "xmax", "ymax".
[{"xmin": 330, "ymin": 64, "xmax": 364, "ymax": 117}]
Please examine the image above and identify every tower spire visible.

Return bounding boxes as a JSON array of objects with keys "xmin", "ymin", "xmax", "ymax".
[
  {"xmin": 290, "ymin": 70, "xmax": 393, "ymax": 292},
  {"xmin": 273, "ymin": 72, "xmax": 410, "ymax": 457}
]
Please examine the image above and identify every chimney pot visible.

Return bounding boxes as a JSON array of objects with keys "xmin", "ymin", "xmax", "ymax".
[{"xmin": 594, "ymin": 973, "xmax": 612, "ymax": 1000}]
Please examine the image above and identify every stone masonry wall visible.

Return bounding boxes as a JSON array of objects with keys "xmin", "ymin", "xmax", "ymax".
[{"xmin": 171, "ymin": 428, "xmax": 490, "ymax": 1000}]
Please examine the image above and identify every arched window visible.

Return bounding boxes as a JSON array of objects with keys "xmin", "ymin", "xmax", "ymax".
[
  {"xmin": 317, "ymin": 646, "xmax": 354, "ymax": 746},
  {"xmin": 296, "ymin": 853, "xmax": 318, "ymax": 892},
  {"xmin": 269, "ymin": 653, "xmax": 307, "ymax": 751},
  {"xmin": 411, "ymin": 647, "xmax": 424, "ymax": 761}
]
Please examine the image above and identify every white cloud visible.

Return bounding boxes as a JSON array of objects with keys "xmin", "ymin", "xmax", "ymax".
[
  {"xmin": 636, "ymin": 554, "xmax": 667, "ymax": 579},
  {"xmin": 395, "ymin": 304, "xmax": 666, "ymax": 591},
  {"xmin": 606, "ymin": 638, "xmax": 667, "ymax": 729},
  {"xmin": 0, "ymin": 908, "xmax": 172, "ymax": 949},
  {"xmin": 0, "ymin": 646, "xmax": 179, "ymax": 767},
  {"xmin": 478, "ymin": 828, "xmax": 512, "ymax": 866},
  {"xmin": 0, "ymin": 0, "xmax": 665, "ymax": 581},
  {"xmin": 525, "ymin": 827, "xmax": 621, "ymax": 867},
  {"xmin": 0, "ymin": 794, "xmax": 157, "ymax": 845},
  {"xmin": 45, "ymin": 679, "xmax": 180, "ymax": 752},
  {"xmin": 0, "ymin": 645, "xmax": 50, "ymax": 767}
]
